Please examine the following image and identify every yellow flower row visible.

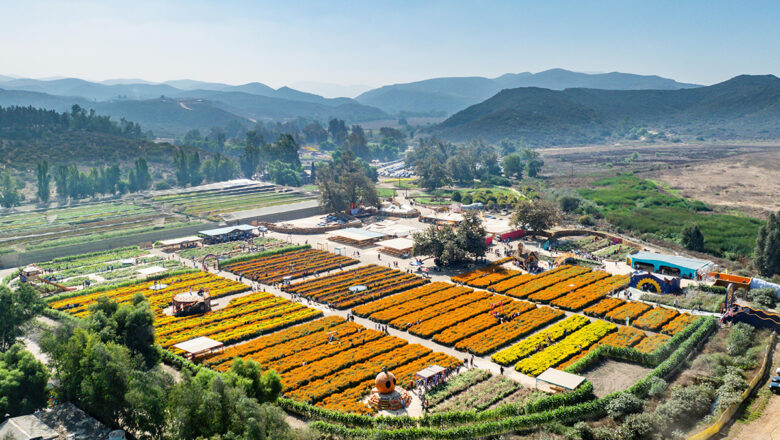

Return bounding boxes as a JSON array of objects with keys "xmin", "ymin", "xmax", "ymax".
[
  {"xmin": 491, "ymin": 314, "xmax": 590, "ymax": 366},
  {"xmin": 516, "ymin": 320, "xmax": 616, "ymax": 376}
]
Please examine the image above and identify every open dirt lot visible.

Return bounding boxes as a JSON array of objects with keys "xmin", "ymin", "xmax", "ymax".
[
  {"xmin": 653, "ymin": 149, "xmax": 780, "ymax": 215},
  {"xmin": 584, "ymin": 359, "xmax": 651, "ymax": 397}
]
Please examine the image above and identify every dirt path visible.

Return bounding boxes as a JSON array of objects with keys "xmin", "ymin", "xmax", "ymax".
[
  {"xmin": 724, "ymin": 341, "xmax": 780, "ymax": 440},
  {"xmin": 584, "ymin": 360, "xmax": 650, "ymax": 397}
]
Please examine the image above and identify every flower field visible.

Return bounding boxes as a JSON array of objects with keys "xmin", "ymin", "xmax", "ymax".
[
  {"xmin": 48, "ymin": 272, "xmax": 249, "ymax": 317},
  {"xmin": 464, "ymin": 269, "xmax": 523, "ymax": 288},
  {"xmin": 583, "ymin": 297, "xmax": 626, "ymax": 317},
  {"xmin": 455, "ymin": 306, "xmax": 565, "ymax": 355},
  {"xmin": 283, "ymin": 265, "xmax": 427, "ymax": 309},
  {"xmin": 632, "ymin": 306, "xmax": 680, "ymax": 331},
  {"xmin": 515, "ymin": 320, "xmax": 616, "ymax": 376},
  {"xmin": 661, "ymin": 313, "xmax": 698, "ymax": 335},
  {"xmin": 549, "ymin": 275, "xmax": 629, "ymax": 310},
  {"xmin": 558, "ymin": 326, "xmax": 646, "ymax": 369},
  {"xmin": 526, "ymin": 270, "xmax": 610, "ymax": 303},
  {"xmin": 203, "ymin": 313, "xmax": 460, "ymax": 414},
  {"xmin": 503, "ymin": 266, "xmax": 590, "ymax": 299},
  {"xmin": 635, "ymin": 333, "xmax": 671, "ymax": 353},
  {"xmin": 352, "ymin": 282, "xmax": 463, "ymax": 320},
  {"xmin": 224, "ymin": 248, "xmax": 358, "ymax": 284},
  {"xmin": 432, "ymin": 299, "xmax": 535, "ymax": 346},
  {"xmin": 604, "ymin": 302, "xmax": 653, "ymax": 322},
  {"xmin": 451, "ymin": 263, "xmax": 511, "ymax": 284},
  {"xmin": 491, "ymin": 315, "xmax": 590, "ymax": 366},
  {"xmin": 155, "ymin": 292, "xmax": 324, "ymax": 348}
]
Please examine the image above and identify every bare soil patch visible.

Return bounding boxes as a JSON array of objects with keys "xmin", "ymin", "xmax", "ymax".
[
  {"xmin": 653, "ymin": 149, "xmax": 780, "ymax": 216},
  {"xmin": 584, "ymin": 359, "xmax": 651, "ymax": 397}
]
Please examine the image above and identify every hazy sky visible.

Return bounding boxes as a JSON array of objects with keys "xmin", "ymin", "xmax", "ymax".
[{"xmin": 1, "ymin": 0, "xmax": 778, "ymax": 96}]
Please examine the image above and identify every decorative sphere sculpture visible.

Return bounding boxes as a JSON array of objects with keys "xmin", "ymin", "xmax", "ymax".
[{"xmin": 375, "ymin": 370, "xmax": 396, "ymax": 394}]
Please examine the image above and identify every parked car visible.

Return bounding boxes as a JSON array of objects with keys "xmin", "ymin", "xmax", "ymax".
[{"xmin": 769, "ymin": 380, "xmax": 780, "ymax": 394}]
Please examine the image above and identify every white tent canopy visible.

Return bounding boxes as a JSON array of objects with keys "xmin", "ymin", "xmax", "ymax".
[
  {"xmin": 535, "ymin": 368, "xmax": 586, "ymax": 391},
  {"xmin": 416, "ymin": 365, "xmax": 446, "ymax": 380},
  {"xmin": 137, "ymin": 266, "xmax": 167, "ymax": 276},
  {"xmin": 158, "ymin": 236, "xmax": 203, "ymax": 247},
  {"xmin": 173, "ymin": 337, "xmax": 224, "ymax": 355},
  {"xmin": 376, "ymin": 237, "xmax": 415, "ymax": 251}
]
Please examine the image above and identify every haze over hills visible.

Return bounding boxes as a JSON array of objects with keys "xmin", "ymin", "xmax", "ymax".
[
  {"xmin": 0, "ymin": 76, "xmax": 389, "ymax": 136},
  {"xmin": 434, "ymin": 74, "xmax": 780, "ymax": 144},
  {"xmin": 355, "ymin": 68, "xmax": 701, "ymax": 115}
]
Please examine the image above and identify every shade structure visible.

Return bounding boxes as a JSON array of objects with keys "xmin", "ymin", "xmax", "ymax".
[
  {"xmin": 376, "ymin": 237, "xmax": 414, "ymax": 258},
  {"xmin": 173, "ymin": 336, "xmax": 224, "ymax": 360},
  {"xmin": 535, "ymin": 368, "xmax": 585, "ymax": 391},
  {"xmin": 326, "ymin": 227, "xmax": 386, "ymax": 247}
]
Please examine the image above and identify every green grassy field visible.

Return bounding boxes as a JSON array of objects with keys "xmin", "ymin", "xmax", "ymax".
[{"xmin": 579, "ymin": 174, "xmax": 762, "ymax": 258}]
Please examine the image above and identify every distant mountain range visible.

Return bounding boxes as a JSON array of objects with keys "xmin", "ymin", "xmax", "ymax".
[
  {"xmin": 355, "ymin": 68, "xmax": 700, "ymax": 115},
  {"xmin": 433, "ymin": 74, "xmax": 780, "ymax": 144},
  {"xmin": 0, "ymin": 69, "xmax": 713, "ymax": 138},
  {"xmin": 0, "ymin": 77, "xmax": 388, "ymax": 136}
]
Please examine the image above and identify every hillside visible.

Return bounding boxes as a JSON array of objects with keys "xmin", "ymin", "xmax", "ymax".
[
  {"xmin": 356, "ymin": 68, "xmax": 700, "ymax": 115},
  {"xmin": 0, "ymin": 76, "xmax": 389, "ymax": 136},
  {"xmin": 0, "ymin": 106, "xmax": 193, "ymax": 170},
  {"xmin": 434, "ymin": 74, "xmax": 780, "ymax": 144}
]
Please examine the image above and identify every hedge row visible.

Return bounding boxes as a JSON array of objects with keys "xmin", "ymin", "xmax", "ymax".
[
  {"xmin": 693, "ymin": 284, "xmax": 728, "ymax": 295},
  {"xmin": 219, "ymin": 244, "xmax": 310, "ymax": 267},
  {"xmin": 308, "ymin": 316, "xmax": 717, "ymax": 439}
]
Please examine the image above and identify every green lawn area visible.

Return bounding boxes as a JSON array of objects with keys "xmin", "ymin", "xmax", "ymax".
[
  {"xmin": 376, "ymin": 188, "xmax": 397, "ymax": 197},
  {"xmin": 579, "ymin": 174, "xmax": 762, "ymax": 258}
]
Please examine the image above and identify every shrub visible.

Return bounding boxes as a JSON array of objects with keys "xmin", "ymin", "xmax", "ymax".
[
  {"xmin": 647, "ymin": 376, "xmax": 668, "ymax": 398},
  {"xmin": 715, "ymin": 367, "xmax": 748, "ymax": 411},
  {"xmin": 748, "ymin": 287, "xmax": 777, "ymax": 309},
  {"xmin": 559, "ymin": 196, "xmax": 581, "ymax": 213},
  {"xmin": 621, "ymin": 413, "xmax": 655, "ymax": 440},
  {"xmin": 451, "ymin": 191, "xmax": 462, "ymax": 202},
  {"xmin": 605, "ymin": 392, "xmax": 642, "ymax": 420},
  {"xmin": 726, "ymin": 323, "xmax": 756, "ymax": 356},
  {"xmin": 579, "ymin": 215, "xmax": 595, "ymax": 226}
]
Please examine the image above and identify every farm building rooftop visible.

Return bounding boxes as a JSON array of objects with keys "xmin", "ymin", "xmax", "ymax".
[{"xmin": 630, "ymin": 251, "xmax": 713, "ymax": 271}]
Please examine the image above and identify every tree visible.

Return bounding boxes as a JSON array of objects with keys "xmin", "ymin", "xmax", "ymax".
[
  {"xmin": 124, "ymin": 368, "xmax": 172, "ymax": 440},
  {"xmin": 240, "ymin": 143, "xmax": 261, "ymax": 179},
  {"xmin": 36, "ymin": 161, "xmax": 51, "ymax": 202},
  {"xmin": 302, "ymin": 121, "xmax": 328, "ymax": 144},
  {"xmin": 417, "ymin": 157, "xmax": 451, "ymax": 191},
  {"xmin": 328, "ymin": 118, "xmax": 348, "ymax": 146},
  {"xmin": 346, "ymin": 125, "xmax": 369, "ymax": 158},
  {"xmin": 85, "ymin": 294, "xmax": 159, "ymax": 368},
  {"xmin": 455, "ymin": 211, "xmax": 488, "ymax": 261},
  {"xmin": 188, "ymin": 151, "xmax": 203, "ymax": 186},
  {"xmin": 379, "ymin": 127, "xmax": 404, "ymax": 143},
  {"xmin": 527, "ymin": 159, "xmax": 544, "ymax": 178},
  {"xmin": 754, "ymin": 211, "xmax": 780, "ymax": 277},
  {"xmin": 129, "ymin": 158, "xmax": 151, "ymax": 192},
  {"xmin": 681, "ymin": 223, "xmax": 705, "ymax": 252},
  {"xmin": 202, "ymin": 153, "xmax": 237, "ymax": 182},
  {"xmin": 317, "ymin": 150, "xmax": 380, "ymax": 213},
  {"xmin": 54, "ymin": 164, "xmax": 69, "ymax": 199},
  {"xmin": 502, "ymin": 153, "xmax": 524, "ymax": 180},
  {"xmin": 0, "ymin": 171, "xmax": 21, "ymax": 208},
  {"xmin": 559, "ymin": 196, "xmax": 580, "ymax": 213},
  {"xmin": 0, "ymin": 344, "xmax": 49, "ymax": 417},
  {"xmin": 0, "ymin": 284, "xmax": 44, "ymax": 351},
  {"xmin": 511, "ymin": 199, "xmax": 561, "ymax": 236},
  {"xmin": 412, "ymin": 212, "xmax": 486, "ymax": 266},
  {"xmin": 226, "ymin": 358, "xmax": 282, "ymax": 404},
  {"xmin": 268, "ymin": 161, "xmax": 302, "ymax": 187}
]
